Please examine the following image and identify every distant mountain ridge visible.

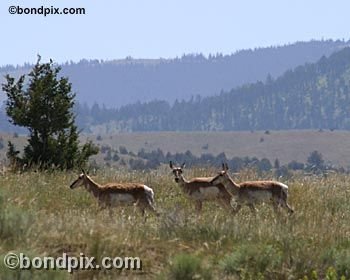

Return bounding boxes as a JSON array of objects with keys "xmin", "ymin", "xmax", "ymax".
[
  {"xmin": 73, "ymin": 46, "xmax": 350, "ymax": 132},
  {"xmin": 0, "ymin": 39, "xmax": 349, "ymax": 108}
]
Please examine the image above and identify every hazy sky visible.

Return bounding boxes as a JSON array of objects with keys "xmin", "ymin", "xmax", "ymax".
[{"xmin": 1, "ymin": 0, "xmax": 350, "ymax": 65}]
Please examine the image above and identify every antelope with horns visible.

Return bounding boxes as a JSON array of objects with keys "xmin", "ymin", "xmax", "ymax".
[
  {"xmin": 210, "ymin": 163, "xmax": 294, "ymax": 214},
  {"xmin": 69, "ymin": 170, "xmax": 158, "ymax": 217},
  {"xmin": 169, "ymin": 161, "xmax": 234, "ymax": 212}
]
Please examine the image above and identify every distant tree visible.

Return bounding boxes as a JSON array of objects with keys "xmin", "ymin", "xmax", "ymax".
[
  {"xmin": 104, "ymin": 150, "xmax": 112, "ymax": 161},
  {"xmin": 287, "ymin": 160, "xmax": 305, "ymax": 170},
  {"xmin": 275, "ymin": 165, "xmax": 291, "ymax": 178},
  {"xmin": 200, "ymin": 153, "xmax": 215, "ymax": 164},
  {"xmin": 1, "ymin": 56, "xmax": 98, "ymax": 170},
  {"xmin": 129, "ymin": 158, "xmax": 147, "ymax": 170},
  {"xmin": 265, "ymin": 74, "xmax": 274, "ymax": 85},
  {"xmin": 128, "ymin": 151, "xmax": 136, "ymax": 157},
  {"xmin": 229, "ymin": 157, "xmax": 245, "ymax": 172},
  {"xmin": 119, "ymin": 146, "xmax": 128, "ymax": 155},
  {"xmin": 112, "ymin": 152, "xmax": 120, "ymax": 162},
  {"xmin": 6, "ymin": 141, "xmax": 20, "ymax": 167},
  {"xmin": 307, "ymin": 150, "xmax": 325, "ymax": 170},
  {"xmin": 258, "ymin": 158, "xmax": 272, "ymax": 172},
  {"xmin": 100, "ymin": 145, "xmax": 107, "ymax": 154},
  {"xmin": 274, "ymin": 158, "xmax": 280, "ymax": 169},
  {"xmin": 214, "ymin": 152, "xmax": 227, "ymax": 166},
  {"xmin": 145, "ymin": 158, "xmax": 161, "ymax": 170}
]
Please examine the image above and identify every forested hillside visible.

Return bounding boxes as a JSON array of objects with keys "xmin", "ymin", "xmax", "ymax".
[
  {"xmin": 0, "ymin": 40, "xmax": 348, "ymax": 108},
  {"xmin": 1, "ymin": 40, "xmax": 350, "ymax": 133},
  {"xmin": 75, "ymin": 47, "xmax": 350, "ymax": 132}
]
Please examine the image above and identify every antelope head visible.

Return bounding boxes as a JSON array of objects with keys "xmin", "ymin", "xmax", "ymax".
[
  {"xmin": 211, "ymin": 163, "xmax": 230, "ymax": 185},
  {"xmin": 70, "ymin": 169, "xmax": 88, "ymax": 189},
  {"xmin": 169, "ymin": 161, "xmax": 186, "ymax": 183}
]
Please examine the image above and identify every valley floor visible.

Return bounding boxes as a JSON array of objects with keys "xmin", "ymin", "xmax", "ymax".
[{"xmin": 85, "ymin": 130, "xmax": 350, "ymax": 167}]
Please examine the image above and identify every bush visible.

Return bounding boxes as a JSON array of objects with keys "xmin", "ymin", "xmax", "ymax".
[
  {"xmin": 103, "ymin": 150, "xmax": 112, "ymax": 161},
  {"xmin": 275, "ymin": 165, "xmax": 291, "ymax": 178},
  {"xmin": 112, "ymin": 153, "xmax": 120, "ymax": 162},
  {"xmin": 258, "ymin": 158, "xmax": 272, "ymax": 172},
  {"xmin": 100, "ymin": 145, "xmax": 111, "ymax": 154},
  {"xmin": 168, "ymin": 254, "xmax": 211, "ymax": 280},
  {"xmin": 288, "ymin": 160, "xmax": 305, "ymax": 170},
  {"xmin": 220, "ymin": 244, "xmax": 283, "ymax": 278},
  {"xmin": 119, "ymin": 146, "xmax": 128, "ymax": 155},
  {"xmin": 329, "ymin": 249, "xmax": 350, "ymax": 278},
  {"xmin": 335, "ymin": 260, "xmax": 350, "ymax": 278},
  {"xmin": 129, "ymin": 158, "xmax": 146, "ymax": 170},
  {"xmin": 0, "ymin": 195, "xmax": 33, "ymax": 246}
]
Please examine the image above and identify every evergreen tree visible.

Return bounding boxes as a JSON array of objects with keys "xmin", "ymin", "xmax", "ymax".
[
  {"xmin": 6, "ymin": 141, "xmax": 20, "ymax": 167},
  {"xmin": 1, "ymin": 56, "xmax": 98, "ymax": 170},
  {"xmin": 307, "ymin": 150, "xmax": 325, "ymax": 171},
  {"xmin": 274, "ymin": 158, "xmax": 280, "ymax": 169}
]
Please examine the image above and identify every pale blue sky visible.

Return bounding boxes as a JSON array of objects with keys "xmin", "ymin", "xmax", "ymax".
[{"xmin": 1, "ymin": 0, "xmax": 349, "ymax": 66}]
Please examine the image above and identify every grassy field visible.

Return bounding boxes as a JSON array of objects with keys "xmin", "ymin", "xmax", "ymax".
[
  {"xmin": 87, "ymin": 130, "xmax": 350, "ymax": 167},
  {"xmin": 0, "ymin": 168, "xmax": 350, "ymax": 279}
]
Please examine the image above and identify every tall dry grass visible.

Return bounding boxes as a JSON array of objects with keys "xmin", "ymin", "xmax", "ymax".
[{"xmin": 0, "ymin": 167, "xmax": 349, "ymax": 279}]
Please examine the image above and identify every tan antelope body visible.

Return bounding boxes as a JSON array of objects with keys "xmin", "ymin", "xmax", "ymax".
[
  {"xmin": 169, "ymin": 162, "xmax": 234, "ymax": 212},
  {"xmin": 70, "ymin": 170, "xmax": 158, "ymax": 216},
  {"xmin": 210, "ymin": 164, "xmax": 294, "ymax": 214}
]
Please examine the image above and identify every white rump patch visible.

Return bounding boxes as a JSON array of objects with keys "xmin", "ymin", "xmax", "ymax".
[
  {"xmin": 278, "ymin": 183, "xmax": 289, "ymax": 190},
  {"xmin": 110, "ymin": 194, "xmax": 135, "ymax": 205},
  {"xmin": 143, "ymin": 184, "xmax": 154, "ymax": 195},
  {"xmin": 143, "ymin": 184, "xmax": 154, "ymax": 199}
]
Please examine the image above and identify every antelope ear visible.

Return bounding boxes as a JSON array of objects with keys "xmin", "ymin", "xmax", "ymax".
[
  {"xmin": 181, "ymin": 162, "xmax": 186, "ymax": 169},
  {"xmin": 169, "ymin": 161, "xmax": 173, "ymax": 169}
]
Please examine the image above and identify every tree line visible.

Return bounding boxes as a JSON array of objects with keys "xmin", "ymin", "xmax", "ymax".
[
  {"xmin": 98, "ymin": 143, "xmax": 335, "ymax": 175},
  {"xmin": 73, "ymin": 47, "xmax": 350, "ymax": 132}
]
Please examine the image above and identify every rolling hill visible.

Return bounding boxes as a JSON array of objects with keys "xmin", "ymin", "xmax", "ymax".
[
  {"xmin": 79, "ymin": 46, "xmax": 350, "ymax": 132},
  {"xmin": 0, "ymin": 39, "xmax": 348, "ymax": 108}
]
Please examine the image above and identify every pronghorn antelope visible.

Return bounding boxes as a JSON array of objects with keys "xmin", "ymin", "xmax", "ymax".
[
  {"xmin": 69, "ymin": 170, "xmax": 158, "ymax": 217},
  {"xmin": 169, "ymin": 161, "xmax": 234, "ymax": 212},
  {"xmin": 210, "ymin": 163, "xmax": 294, "ymax": 214}
]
